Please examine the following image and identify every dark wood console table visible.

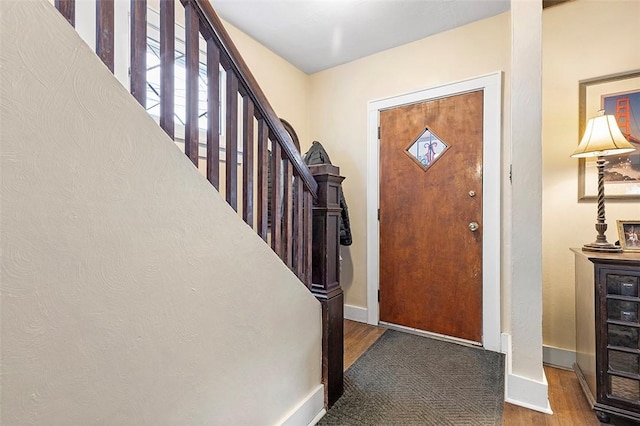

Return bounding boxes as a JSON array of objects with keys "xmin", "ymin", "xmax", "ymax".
[{"xmin": 573, "ymin": 249, "xmax": 640, "ymax": 423}]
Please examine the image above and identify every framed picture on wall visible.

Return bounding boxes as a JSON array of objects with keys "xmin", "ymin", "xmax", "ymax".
[
  {"xmin": 578, "ymin": 70, "xmax": 640, "ymax": 200},
  {"xmin": 617, "ymin": 220, "xmax": 640, "ymax": 252}
]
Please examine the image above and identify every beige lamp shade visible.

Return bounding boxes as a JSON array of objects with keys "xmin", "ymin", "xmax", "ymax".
[{"xmin": 571, "ymin": 114, "xmax": 636, "ymax": 158}]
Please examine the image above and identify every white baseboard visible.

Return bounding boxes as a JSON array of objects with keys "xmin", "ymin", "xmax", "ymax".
[
  {"xmin": 344, "ymin": 304, "xmax": 368, "ymax": 323},
  {"xmin": 505, "ymin": 372, "xmax": 553, "ymax": 414},
  {"xmin": 542, "ymin": 345, "xmax": 576, "ymax": 370},
  {"xmin": 307, "ymin": 408, "xmax": 327, "ymax": 426},
  {"xmin": 502, "ymin": 333, "xmax": 553, "ymax": 414},
  {"xmin": 278, "ymin": 384, "xmax": 325, "ymax": 426}
]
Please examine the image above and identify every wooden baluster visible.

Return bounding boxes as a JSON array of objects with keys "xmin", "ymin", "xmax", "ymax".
[
  {"xmin": 206, "ymin": 39, "xmax": 220, "ymax": 188},
  {"xmin": 225, "ymin": 72, "xmax": 239, "ymax": 210},
  {"xmin": 282, "ymin": 159, "xmax": 293, "ymax": 268},
  {"xmin": 184, "ymin": 1, "xmax": 199, "ymax": 166},
  {"xmin": 304, "ymin": 190, "xmax": 313, "ymax": 289},
  {"xmin": 309, "ymin": 164, "xmax": 345, "ymax": 408},
  {"xmin": 257, "ymin": 120, "xmax": 269, "ymax": 241},
  {"xmin": 290, "ymin": 172, "xmax": 298, "ymax": 272},
  {"xmin": 271, "ymin": 142, "xmax": 282, "ymax": 257},
  {"xmin": 160, "ymin": 0, "xmax": 175, "ymax": 139},
  {"xmin": 187, "ymin": 0, "xmax": 317, "ymax": 201},
  {"xmin": 294, "ymin": 175, "xmax": 304, "ymax": 280},
  {"xmin": 242, "ymin": 96, "xmax": 254, "ymax": 226},
  {"xmin": 96, "ymin": 0, "xmax": 115, "ymax": 72},
  {"xmin": 130, "ymin": 0, "xmax": 147, "ymax": 107},
  {"xmin": 55, "ymin": 0, "xmax": 75, "ymax": 26}
]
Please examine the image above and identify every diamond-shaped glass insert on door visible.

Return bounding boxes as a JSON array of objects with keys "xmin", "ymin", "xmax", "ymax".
[{"xmin": 405, "ymin": 127, "xmax": 449, "ymax": 171}]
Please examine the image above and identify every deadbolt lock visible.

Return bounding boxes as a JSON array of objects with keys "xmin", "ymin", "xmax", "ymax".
[
  {"xmin": 468, "ymin": 222, "xmax": 479, "ymax": 232},
  {"xmin": 469, "ymin": 190, "xmax": 476, "ymax": 197}
]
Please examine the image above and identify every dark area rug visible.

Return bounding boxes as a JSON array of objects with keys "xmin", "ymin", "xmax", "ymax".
[{"xmin": 319, "ymin": 330, "xmax": 505, "ymax": 425}]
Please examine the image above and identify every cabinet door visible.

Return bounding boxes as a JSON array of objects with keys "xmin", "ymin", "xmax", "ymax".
[{"xmin": 598, "ymin": 266, "xmax": 640, "ymax": 410}]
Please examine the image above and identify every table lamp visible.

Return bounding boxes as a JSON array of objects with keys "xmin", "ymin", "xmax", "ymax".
[{"xmin": 571, "ymin": 112, "xmax": 636, "ymax": 252}]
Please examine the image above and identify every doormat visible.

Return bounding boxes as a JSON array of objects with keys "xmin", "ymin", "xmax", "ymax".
[{"xmin": 318, "ymin": 330, "xmax": 504, "ymax": 425}]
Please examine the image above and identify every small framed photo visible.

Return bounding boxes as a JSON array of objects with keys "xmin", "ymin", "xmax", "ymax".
[{"xmin": 617, "ymin": 221, "xmax": 640, "ymax": 252}]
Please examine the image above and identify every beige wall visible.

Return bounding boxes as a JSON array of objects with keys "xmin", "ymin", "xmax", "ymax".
[
  {"xmin": 542, "ymin": 0, "xmax": 640, "ymax": 352},
  {"xmin": 0, "ymin": 2, "xmax": 321, "ymax": 425},
  {"xmin": 188, "ymin": 0, "xmax": 638, "ymax": 388},
  {"xmin": 223, "ymin": 19, "xmax": 311, "ymax": 152},
  {"xmin": 206, "ymin": 0, "xmax": 640, "ymax": 376},
  {"xmin": 302, "ymin": 0, "xmax": 639, "ymax": 358},
  {"xmin": 307, "ymin": 13, "xmax": 512, "ymax": 310}
]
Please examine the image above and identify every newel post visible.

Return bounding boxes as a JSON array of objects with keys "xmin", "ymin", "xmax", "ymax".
[{"xmin": 309, "ymin": 164, "xmax": 344, "ymax": 409}]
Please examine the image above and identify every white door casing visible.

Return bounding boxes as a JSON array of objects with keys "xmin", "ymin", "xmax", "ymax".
[{"xmin": 366, "ymin": 72, "xmax": 503, "ymax": 352}]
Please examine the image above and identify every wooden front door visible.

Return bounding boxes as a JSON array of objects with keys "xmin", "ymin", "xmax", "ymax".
[{"xmin": 379, "ymin": 90, "xmax": 484, "ymax": 343}]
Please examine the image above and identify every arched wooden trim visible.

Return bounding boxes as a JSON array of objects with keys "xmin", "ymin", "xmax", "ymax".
[{"xmin": 280, "ymin": 119, "xmax": 301, "ymax": 154}]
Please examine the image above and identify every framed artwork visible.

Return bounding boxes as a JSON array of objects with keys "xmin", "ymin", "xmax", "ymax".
[
  {"xmin": 617, "ymin": 220, "xmax": 640, "ymax": 252},
  {"xmin": 578, "ymin": 70, "xmax": 640, "ymax": 200}
]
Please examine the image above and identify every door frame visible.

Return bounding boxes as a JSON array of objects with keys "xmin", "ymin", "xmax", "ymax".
[{"xmin": 366, "ymin": 72, "xmax": 503, "ymax": 352}]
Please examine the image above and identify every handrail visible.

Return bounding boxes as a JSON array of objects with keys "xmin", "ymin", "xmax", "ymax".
[{"xmin": 187, "ymin": 0, "xmax": 318, "ymax": 197}]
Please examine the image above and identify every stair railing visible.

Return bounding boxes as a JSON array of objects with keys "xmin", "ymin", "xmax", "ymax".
[{"xmin": 55, "ymin": 0, "xmax": 343, "ymax": 408}]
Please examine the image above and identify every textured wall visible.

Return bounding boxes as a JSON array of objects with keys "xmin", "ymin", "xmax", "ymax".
[
  {"xmin": 0, "ymin": 1, "xmax": 321, "ymax": 425},
  {"xmin": 508, "ymin": 0, "xmax": 547, "ymax": 410},
  {"xmin": 510, "ymin": 0, "xmax": 543, "ymax": 379}
]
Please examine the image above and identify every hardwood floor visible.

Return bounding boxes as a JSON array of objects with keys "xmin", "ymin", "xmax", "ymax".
[
  {"xmin": 502, "ymin": 366, "xmax": 601, "ymax": 425},
  {"xmin": 343, "ymin": 318, "xmax": 386, "ymax": 370},
  {"xmin": 342, "ymin": 319, "xmax": 634, "ymax": 425}
]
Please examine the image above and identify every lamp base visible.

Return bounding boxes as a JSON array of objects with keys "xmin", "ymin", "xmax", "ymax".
[{"xmin": 582, "ymin": 242, "xmax": 622, "ymax": 253}]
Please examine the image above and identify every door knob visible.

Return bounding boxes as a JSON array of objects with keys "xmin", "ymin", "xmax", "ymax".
[
  {"xmin": 468, "ymin": 222, "xmax": 479, "ymax": 232},
  {"xmin": 468, "ymin": 190, "xmax": 476, "ymax": 197}
]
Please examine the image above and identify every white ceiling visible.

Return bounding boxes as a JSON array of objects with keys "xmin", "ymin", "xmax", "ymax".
[{"xmin": 211, "ymin": 0, "xmax": 511, "ymax": 74}]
